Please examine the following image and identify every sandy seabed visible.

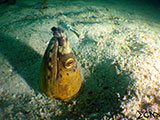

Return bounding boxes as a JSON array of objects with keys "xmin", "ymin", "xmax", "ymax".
[{"xmin": 0, "ymin": 0, "xmax": 160, "ymax": 119}]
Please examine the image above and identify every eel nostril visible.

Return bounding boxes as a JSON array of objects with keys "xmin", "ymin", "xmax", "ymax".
[{"xmin": 51, "ymin": 26, "xmax": 57, "ymax": 32}]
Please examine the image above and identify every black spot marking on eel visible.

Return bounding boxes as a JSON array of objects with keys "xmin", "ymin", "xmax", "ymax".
[
  {"xmin": 66, "ymin": 73, "xmax": 69, "ymax": 76},
  {"xmin": 49, "ymin": 49, "xmax": 53, "ymax": 53},
  {"xmin": 48, "ymin": 66, "xmax": 51, "ymax": 71},
  {"xmin": 48, "ymin": 58, "xmax": 52, "ymax": 62},
  {"xmin": 60, "ymin": 74, "xmax": 62, "ymax": 78},
  {"xmin": 73, "ymin": 64, "xmax": 77, "ymax": 72}
]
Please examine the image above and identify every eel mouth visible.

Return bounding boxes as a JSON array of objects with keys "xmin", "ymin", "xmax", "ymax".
[{"xmin": 51, "ymin": 27, "xmax": 72, "ymax": 55}]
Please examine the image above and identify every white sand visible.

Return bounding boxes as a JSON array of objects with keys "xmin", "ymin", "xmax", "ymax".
[{"xmin": 0, "ymin": 0, "xmax": 160, "ymax": 119}]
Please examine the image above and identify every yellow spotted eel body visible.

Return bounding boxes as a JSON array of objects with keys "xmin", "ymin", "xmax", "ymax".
[{"xmin": 39, "ymin": 27, "xmax": 82, "ymax": 100}]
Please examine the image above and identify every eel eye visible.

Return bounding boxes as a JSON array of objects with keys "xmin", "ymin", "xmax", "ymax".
[{"xmin": 64, "ymin": 58, "xmax": 75, "ymax": 69}]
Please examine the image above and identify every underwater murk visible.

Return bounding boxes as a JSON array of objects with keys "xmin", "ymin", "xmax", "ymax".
[{"xmin": 0, "ymin": 0, "xmax": 160, "ymax": 119}]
